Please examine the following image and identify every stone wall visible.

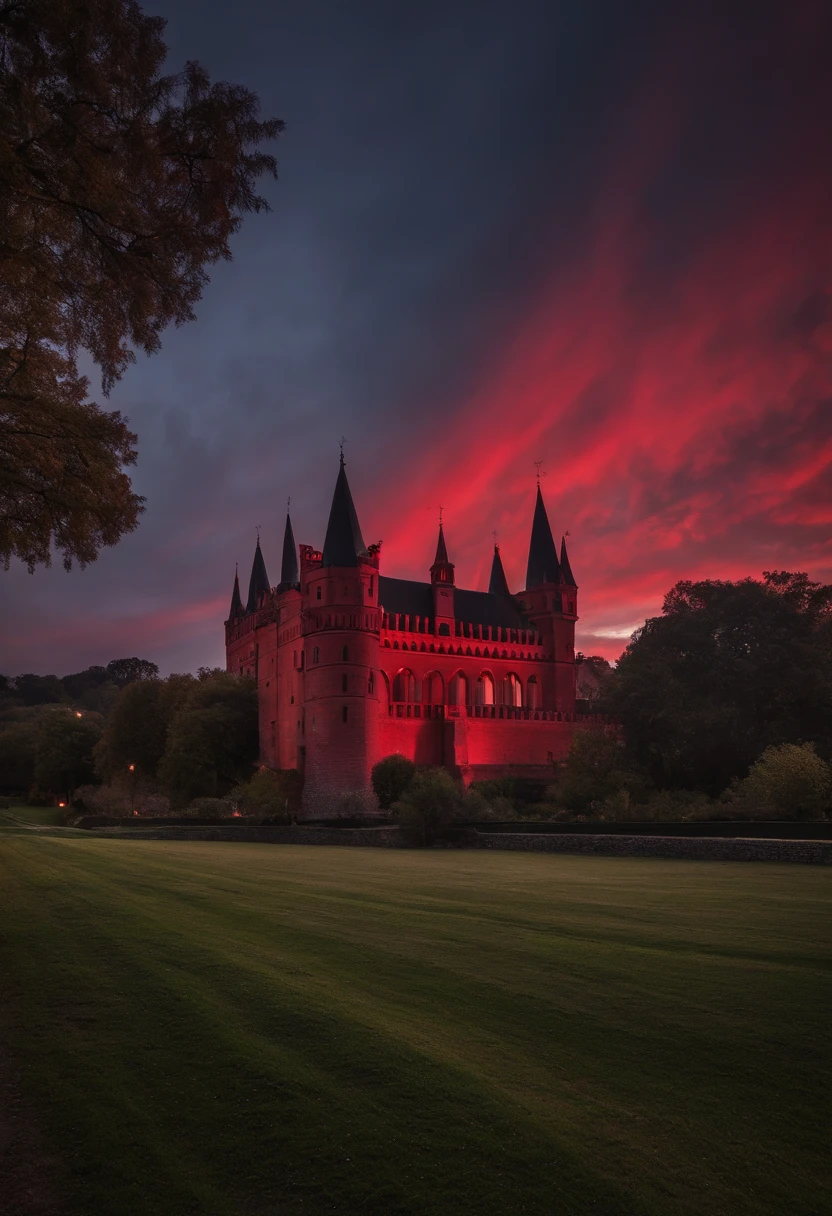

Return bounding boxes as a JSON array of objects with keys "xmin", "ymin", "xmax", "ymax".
[
  {"xmin": 458, "ymin": 829, "xmax": 832, "ymax": 865},
  {"xmin": 88, "ymin": 823, "xmax": 407, "ymax": 847}
]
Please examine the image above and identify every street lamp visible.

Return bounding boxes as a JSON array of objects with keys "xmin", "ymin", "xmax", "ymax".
[{"xmin": 128, "ymin": 764, "xmax": 137, "ymax": 815}]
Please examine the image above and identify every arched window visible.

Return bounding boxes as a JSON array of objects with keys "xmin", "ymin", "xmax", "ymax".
[
  {"xmin": 312, "ymin": 646, "xmax": 319, "ymax": 664},
  {"xmin": 423, "ymin": 671, "xmax": 443, "ymax": 703},
  {"xmin": 474, "ymin": 672, "xmax": 495, "ymax": 706},
  {"xmin": 502, "ymin": 672, "xmax": 522, "ymax": 707},
  {"xmin": 392, "ymin": 668, "xmax": 417, "ymax": 702},
  {"xmin": 448, "ymin": 671, "xmax": 468, "ymax": 706},
  {"xmin": 526, "ymin": 675, "xmax": 540, "ymax": 709}
]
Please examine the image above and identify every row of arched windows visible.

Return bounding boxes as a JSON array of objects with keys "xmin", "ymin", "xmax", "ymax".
[{"xmin": 388, "ymin": 669, "xmax": 539, "ymax": 709}]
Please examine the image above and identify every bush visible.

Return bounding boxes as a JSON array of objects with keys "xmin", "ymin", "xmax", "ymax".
[
  {"xmin": 393, "ymin": 768, "xmax": 462, "ymax": 845},
  {"xmin": 232, "ymin": 768, "xmax": 300, "ymax": 821},
  {"xmin": 182, "ymin": 797, "xmax": 235, "ymax": 819},
  {"xmin": 641, "ymin": 789, "xmax": 716, "ymax": 822},
  {"xmin": 371, "ymin": 754, "xmax": 416, "ymax": 809},
  {"xmin": 726, "ymin": 743, "xmax": 832, "ymax": 820},
  {"xmin": 75, "ymin": 783, "xmax": 171, "ymax": 817}
]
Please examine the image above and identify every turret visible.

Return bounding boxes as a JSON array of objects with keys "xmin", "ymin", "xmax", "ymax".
[
  {"xmin": 488, "ymin": 543, "xmax": 511, "ymax": 598},
  {"xmin": 302, "ymin": 454, "xmax": 380, "ymax": 814},
  {"xmin": 228, "ymin": 566, "xmax": 244, "ymax": 620},
  {"xmin": 430, "ymin": 520, "xmax": 455, "ymax": 634},
  {"xmin": 277, "ymin": 512, "xmax": 300, "ymax": 591},
  {"xmin": 521, "ymin": 483, "xmax": 576, "ymax": 712},
  {"xmin": 245, "ymin": 537, "xmax": 271, "ymax": 614}
]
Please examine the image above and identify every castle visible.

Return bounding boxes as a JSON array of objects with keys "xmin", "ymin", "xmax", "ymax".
[{"xmin": 225, "ymin": 456, "xmax": 602, "ymax": 815}]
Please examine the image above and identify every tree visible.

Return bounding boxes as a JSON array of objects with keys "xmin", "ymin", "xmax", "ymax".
[
  {"xmin": 575, "ymin": 654, "xmax": 613, "ymax": 708},
  {"xmin": 554, "ymin": 728, "xmax": 632, "ymax": 813},
  {"xmin": 33, "ymin": 710, "xmax": 102, "ymax": 801},
  {"xmin": 105, "ymin": 657, "xmax": 159, "ymax": 687},
  {"xmin": 233, "ymin": 768, "xmax": 300, "ymax": 821},
  {"xmin": 0, "ymin": 0, "xmax": 282, "ymax": 570},
  {"xmin": 9, "ymin": 672, "xmax": 67, "ymax": 705},
  {"xmin": 393, "ymin": 768, "xmax": 462, "ymax": 846},
  {"xmin": 727, "ymin": 743, "xmax": 832, "ymax": 820},
  {"xmin": 93, "ymin": 678, "xmax": 166, "ymax": 780},
  {"xmin": 158, "ymin": 673, "xmax": 257, "ymax": 806},
  {"xmin": 608, "ymin": 572, "xmax": 832, "ymax": 793},
  {"xmin": 371, "ymin": 754, "xmax": 416, "ymax": 810}
]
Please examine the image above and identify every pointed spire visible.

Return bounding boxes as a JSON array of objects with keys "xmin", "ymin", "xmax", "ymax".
[
  {"xmin": 560, "ymin": 536, "xmax": 577, "ymax": 587},
  {"xmin": 525, "ymin": 484, "xmax": 561, "ymax": 589},
  {"xmin": 229, "ymin": 566, "xmax": 244, "ymax": 619},
  {"xmin": 430, "ymin": 518, "xmax": 455, "ymax": 585},
  {"xmin": 245, "ymin": 537, "xmax": 271, "ymax": 613},
  {"xmin": 488, "ymin": 544, "xmax": 511, "ymax": 597},
  {"xmin": 321, "ymin": 454, "xmax": 368, "ymax": 567},
  {"xmin": 278, "ymin": 512, "xmax": 300, "ymax": 590}
]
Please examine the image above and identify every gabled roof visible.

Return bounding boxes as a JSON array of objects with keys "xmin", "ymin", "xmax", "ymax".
[
  {"xmin": 560, "ymin": 536, "xmax": 577, "ymax": 587},
  {"xmin": 525, "ymin": 484, "xmax": 561, "ymax": 588},
  {"xmin": 322, "ymin": 456, "xmax": 368, "ymax": 567},
  {"xmin": 488, "ymin": 544, "xmax": 511, "ymax": 597},
  {"xmin": 228, "ymin": 568, "xmax": 244, "ymax": 619},
  {"xmin": 378, "ymin": 577, "xmax": 529, "ymax": 630},
  {"xmin": 245, "ymin": 539, "xmax": 271, "ymax": 613},
  {"xmin": 278, "ymin": 513, "xmax": 300, "ymax": 590}
]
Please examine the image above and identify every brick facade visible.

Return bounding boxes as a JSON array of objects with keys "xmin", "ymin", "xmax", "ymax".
[{"xmin": 226, "ymin": 459, "xmax": 611, "ymax": 816}]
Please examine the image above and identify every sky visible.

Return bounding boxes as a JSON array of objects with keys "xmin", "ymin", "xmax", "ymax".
[{"xmin": 3, "ymin": 0, "xmax": 831, "ymax": 675}]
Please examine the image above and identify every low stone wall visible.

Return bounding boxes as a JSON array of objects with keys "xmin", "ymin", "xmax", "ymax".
[
  {"xmin": 89, "ymin": 823, "xmax": 407, "ymax": 847},
  {"xmin": 459, "ymin": 829, "xmax": 832, "ymax": 865}
]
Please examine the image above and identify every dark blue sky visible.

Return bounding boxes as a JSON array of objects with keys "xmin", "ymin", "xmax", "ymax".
[{"xmin": 3, "ymin": 0, "xmax": 831, "ymax": 674}]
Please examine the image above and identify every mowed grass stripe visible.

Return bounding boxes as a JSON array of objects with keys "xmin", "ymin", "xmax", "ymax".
[{"xmin": 0, "ymin": 836, "xmax": 829, "ymax": 1216}]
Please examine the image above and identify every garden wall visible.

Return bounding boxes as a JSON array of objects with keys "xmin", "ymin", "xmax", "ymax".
[{"xmin": 458, "ymin": 829, "xmax": 832, "ymax": 865}]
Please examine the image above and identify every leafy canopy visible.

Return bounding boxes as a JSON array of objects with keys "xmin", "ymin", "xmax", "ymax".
[
  {"xmin": 0, "ymin": 0, "xmax": 282, "ymax": 569},
  {"xmin": 607, "ymin": 572, "xmax": 832, "ymax": 793}
]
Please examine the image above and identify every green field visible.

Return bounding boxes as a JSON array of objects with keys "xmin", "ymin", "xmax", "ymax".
[{"xmin": 0, "ymin": 826, "xmax": 829, "ymax": 1216}]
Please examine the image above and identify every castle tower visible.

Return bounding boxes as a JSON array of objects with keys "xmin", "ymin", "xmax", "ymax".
[
  {"xmin": 301, "ymin": 455, "xmax": 380, "ymax": 813},
  {"xmin": 430, "ymin": 520, "xmax": 455, "ymax": 635},
  {"xmin": 272, "ymin": 510, "xmax": 303, "ymax": 770},
  {"xmin": 522, "ymin": 484, "xmax": 577, "ymax": 712}
]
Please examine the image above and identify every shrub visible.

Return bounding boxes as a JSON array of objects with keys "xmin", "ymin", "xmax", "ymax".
[
  {"xmin": 371, "ymin": 754, "xmax": 416, "ymax": 809},
  {"xmin": 726, "ymin": 743, "xmax": 832, "ymax": 820},
  {"xmin": 641, "ymin": 788, "xmax": 716, "ymax": 822},
  {"xmin": 393, "ymin": 768, "xmax": 462, "ymax": 845},
  {"xmin": 233, "ymin": 768, "xmax": 300, "ymax": 821},
  {"xmin": 75, "ymin": 783, "xmax": 171, "ymax": 817},
  {"xmin": 182, "ymin": 797, "xmax": 235, "ymax": 819}
]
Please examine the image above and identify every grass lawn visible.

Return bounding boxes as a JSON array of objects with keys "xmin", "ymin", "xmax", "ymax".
[{"xmin": 0, "ymin": 835, "xmax": 828, "ymax": 1216}]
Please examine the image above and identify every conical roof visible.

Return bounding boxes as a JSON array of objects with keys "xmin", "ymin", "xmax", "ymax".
[
  {"xmin": 560, "ymin": 536, "xmax": 577, "ymax": 587},
  {"xmin": 430, "ymin": 522, "xmax": 455, "ymax": 584},
  {"xmin": 488, "ymin": 544, "xmax": 511, "ymax": 597},
  {"xmin": 322, "ymin": 456, "xmax": 368, "ymax": 567},
  {"xmin": 525, "ymin": 484, "xmax": 561, "ymax": 588},
  {"xmin": 278, "ymin": 513, "xmax": 299, "ymax": 589},
  {"xmin": 229, "ymin": 567, "xmax": 244, "ymax": 619},
  {"xmin": 245, "ymin": 538, "xmax": 271, "ymax": 613}
]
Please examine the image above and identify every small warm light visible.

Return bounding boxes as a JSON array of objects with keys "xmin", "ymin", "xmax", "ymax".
[
  {"xmin": 75, "ymin": 711, "xmax": 83, "ymax": 718},
  {"xmin": 232, "ymin": 811, "xmax": 241, "ymax": 818},
  {"xmin": 58, "ymin": 801, "xmax": 66, "ymax": 808},
  {"xmin": 128, "ymin": 764, "xmax": 135, "ymax": 772},
  {"xmin": 133, "ymin": 810, "xmax": 138, "ymax": 816}
]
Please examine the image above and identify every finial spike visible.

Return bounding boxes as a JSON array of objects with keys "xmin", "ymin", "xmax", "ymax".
[
  {"xmin": 438, "ymin": 504, "xmax": 444, "ymax": 527},
  {"xmin": 534, "ymin": 460, "xmax": 546, "ymax": 485}
]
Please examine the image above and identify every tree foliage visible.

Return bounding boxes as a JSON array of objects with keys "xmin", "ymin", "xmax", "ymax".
[
  {"xmin": 607, "ymin": 572, "xmax": 832, "ymax": 793},
  {"xmin": 727, "ymin": 743, "xmax": 832, "ymax": 820},
  {"xmin": 105, "ymin": 657, "xmax": 159, "ymax": 686},
  {"xmin": 33, "ymin": 709, "xmax": 102, "ymax": 799},
  {"xmin": 371, "ymin": 753, "xmax": 416, "ymax": 810},
  {"xmin": 0, "ymin": 0, "xmax": 282, "ymax": 569},
  {"xmin": 157, "ymin": 673, "xmax": 258, "ymax": 806},
  {"xmin": 393, "ymin": 768, "xmax": 462, "ymax": 846}
]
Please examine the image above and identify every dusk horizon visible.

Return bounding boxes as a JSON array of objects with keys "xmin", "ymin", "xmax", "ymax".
[{"xmin": 3, "ymin": 0, "xmax": 831, "ymax": 677}]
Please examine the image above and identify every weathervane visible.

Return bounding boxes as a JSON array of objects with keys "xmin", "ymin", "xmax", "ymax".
[
  {"xmin": 255, "ymin": 524, "xmax": 261, "ymax": 540},
  {"xmin": 287, "ymin": 496, "xmax": 291, "ymax": 512},
  {"xmin": 339, "ymin": 436, "xmax": 346, "ymax": 463},
  {"xmin": 438, "ymin": 504, "xmax": 444, "ymax": 527},
  {"xmin": 534, "ymin": 460, "xmax": 546, "ymax": 484}
]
